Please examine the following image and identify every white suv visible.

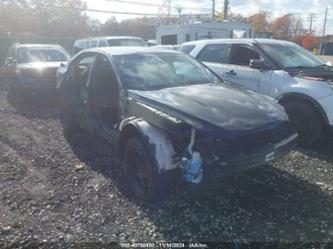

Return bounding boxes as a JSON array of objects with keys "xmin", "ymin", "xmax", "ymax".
[{"xmin": 181, "ymin": 39, "xmax": 333, "ymax": 145}]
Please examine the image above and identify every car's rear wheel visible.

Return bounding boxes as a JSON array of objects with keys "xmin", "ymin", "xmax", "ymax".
[
  {"xmin": 124, "ymin": 137, "xmax": 174, "ymax": 202},
  {"xmin": 59, "ymin": 98, "xmax": 80, "ymax": 135},
  {"xmin": 283, "ymin": 101, "xmax": 323, "ymax": 145}
]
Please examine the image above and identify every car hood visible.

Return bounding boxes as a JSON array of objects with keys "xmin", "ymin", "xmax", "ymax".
[
  {"xmin": 129, "ymin": 83, "xmax": 289, "ymax": 139},
  {"xmin": 17, "ymin": 61, "xmax": 66, "ymax": 70}
]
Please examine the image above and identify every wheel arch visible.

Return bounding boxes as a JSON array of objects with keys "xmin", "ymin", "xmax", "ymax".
[
  {"xmin": 277, "ymin": 92, "xmax": 329, "ymax": 126},
  {"xmin": 119, "ymin": 118, "xmax": 178, "ymax": 173}
]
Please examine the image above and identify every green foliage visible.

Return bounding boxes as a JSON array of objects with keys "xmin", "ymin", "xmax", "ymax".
[{"xmin": 0, "ymin": 0, "xmax": 90, "ymax": 37}]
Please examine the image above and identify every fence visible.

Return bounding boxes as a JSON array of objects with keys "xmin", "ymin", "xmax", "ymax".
[
  {"xmin": 0, "ymin": 37, "xmax": 77, "ymax": 65},
  {"xmin": 323, "ymin": 42, "xmax": 333, "ymax": 55}
]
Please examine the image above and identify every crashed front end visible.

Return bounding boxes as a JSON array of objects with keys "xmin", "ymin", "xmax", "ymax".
[{"xmin": 124, "ymin": 98, "xmax": 298, "ymax": 185}]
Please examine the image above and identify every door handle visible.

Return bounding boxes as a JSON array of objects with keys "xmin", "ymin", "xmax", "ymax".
[{"xmin": 225, "ymin": 70, "xmax": 237, "ymax": 76}]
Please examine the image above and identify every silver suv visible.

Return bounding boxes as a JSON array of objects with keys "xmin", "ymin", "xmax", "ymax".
[{"xmin": 182, "ymin": 39, "xmax": 333, "ymax": 145}]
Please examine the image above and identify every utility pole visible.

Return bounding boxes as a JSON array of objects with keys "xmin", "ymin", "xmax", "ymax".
[
  {"xmin": 224, "ymin": 0, "xmax": 229, "ymax": 20},
  {"xmin": 321, "ymin": 7, "xmax": 328, "ymax": 55},
  {"xmin": 211, "ymin": 0, "xmax": 215, "ymax": 21},
  {"xmin": 322, "ymin": 7, "xmax": 328, "ymax": 37},
  {"xmin": 307, "ymin": 13, "xmax": 317, "ymax": 33}
]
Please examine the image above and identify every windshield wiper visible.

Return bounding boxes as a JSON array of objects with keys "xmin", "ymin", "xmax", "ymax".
[{"xmin": 287, "ymin": 65, "xmax": 312, "ymax": 69}]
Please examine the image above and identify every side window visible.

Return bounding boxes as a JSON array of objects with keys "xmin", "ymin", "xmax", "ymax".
[
  {"xmin": 90, "ymin": 55, "xmax": 119, "ymax": 127},
  {"xmin": 180, "ymin": 45, "xmax": 195, "ymax": 54},
  {"xmin": 229, "ymin": 44, "xmax": 260, "ymax": 66},
  {"xmin": 197, "ymin": 44, "xmax": 229, "ymax": 63},
  {"xmin": 98, "ymin": 40, "xmax": 108, "ymax": 47},
  {"xmin": 90, "ymin": 40, "xmax": 98, "ymax": 48},
  {"xmin": 71, "ymin": 53, "xmax": 96, "ymax": 90}
]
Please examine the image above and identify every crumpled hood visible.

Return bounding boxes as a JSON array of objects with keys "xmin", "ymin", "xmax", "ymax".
[{"xmin": 129, "ymin": 83, "xmax": 289, "ymax": 138}]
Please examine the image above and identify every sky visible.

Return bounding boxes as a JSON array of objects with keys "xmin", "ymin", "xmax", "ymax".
[{"xmin": 86, "ymin": 0, "xmax": 333, "ymax": 35}]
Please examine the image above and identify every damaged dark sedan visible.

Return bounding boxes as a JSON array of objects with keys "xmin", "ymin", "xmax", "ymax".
[
  {"xmin": 58, "ymin": 47, "xmax": 298, "ymax": 201},
  {"xmin": 3, "ymin": 43, "xmax": 70, "ymax": 106}
]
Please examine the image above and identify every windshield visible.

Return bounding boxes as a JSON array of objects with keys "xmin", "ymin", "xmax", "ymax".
[
  {"xmin": 114, "ymin": 52, "xmax": 221, "ymax": 90},
  {"xmin": 260, "ymin": 43, "xmax": 326, "ymax": 69},
  {"xmin": 107, "ymin": 39, "xmax": 147, "ymax": 47},
  {"xmin": 18, "ymin": 47, "xmax": 70, "ymax": 63}
]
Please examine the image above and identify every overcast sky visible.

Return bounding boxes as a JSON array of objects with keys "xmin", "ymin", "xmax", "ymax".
[{"xmin": 86, "ymin": 0, "xmax": 333, "ymax": 35}]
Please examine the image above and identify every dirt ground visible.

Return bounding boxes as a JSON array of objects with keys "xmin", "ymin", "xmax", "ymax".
[{"xmin": 0, "ymin": 89, "xmax": 332, "ymax": 247}]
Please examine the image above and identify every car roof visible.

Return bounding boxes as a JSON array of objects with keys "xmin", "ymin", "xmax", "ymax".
[
  {"xmin": 83, "ymin": 46, "xmax": 182, "ymax": 56},
  {"xmin": 182, "ymin": 38, "xmax": 295, "ymax": 46},
  {"xmin": 75, "ymin": 36, "xmax": 144, "ymax": 42},
  {"xmin": 15, "ymin": 44, "xmax": 63, "ymax": 49}
]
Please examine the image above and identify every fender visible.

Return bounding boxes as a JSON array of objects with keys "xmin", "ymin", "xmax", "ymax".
[
  {"xmin": 277, "ymin": 92, "xmax": 329, "ymax": 125},
  {"xmin": 119, "ymin": 117, "xmax": 179, "ymax": 173}
]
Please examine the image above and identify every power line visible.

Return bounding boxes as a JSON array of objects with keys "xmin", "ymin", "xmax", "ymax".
[
  {"xmin": 106, "ymin": 0, "xmax": 211, "ymax": 12},
  {"xmin": 32, "ymin": 3, "xmax": 210, "ymax": 17}
]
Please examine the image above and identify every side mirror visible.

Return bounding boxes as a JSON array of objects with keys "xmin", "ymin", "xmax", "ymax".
[
  {"xmin": 60, "ymin": 62, "xmax": 66, "ymax": 67},
  {"xmin": 249, "ymin": 59, "xmax": 270, "ymax": 70}
]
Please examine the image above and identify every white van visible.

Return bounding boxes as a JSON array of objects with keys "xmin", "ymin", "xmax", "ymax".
[{"xmin": 73, "ymin": 36, "xmax": 147, "ymax": 55}]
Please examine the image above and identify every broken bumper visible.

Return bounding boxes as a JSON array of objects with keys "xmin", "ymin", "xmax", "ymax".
[{"xmin": 203, "ymin": 133, "xmax": 298, "ymax": 176}]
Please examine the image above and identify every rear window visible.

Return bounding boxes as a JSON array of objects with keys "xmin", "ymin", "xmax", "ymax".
[
  {"xmin": 180, "ymin": 45, "xmax": 195, "ymax": 54},
  {"xmin": 107, "ymin": 39, "xmax": 147, "ymax": 47},
  {"xmin": 17, "ymin": 47, "xmax": 70, "ymax": 63}
]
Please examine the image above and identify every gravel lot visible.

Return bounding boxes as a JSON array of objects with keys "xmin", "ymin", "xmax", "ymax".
[{"xmin": 0, "ymin": 89, "xmax": 332, "ymax": 247}]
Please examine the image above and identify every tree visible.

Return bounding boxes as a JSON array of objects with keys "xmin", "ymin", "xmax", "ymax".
[
  {"xmin": 302, "ymin": 32, "xmax": 319, "ymax": 50},
  {"xmin": 251, "ymin": 11, "xmax": 269, "ymax": 33},
  {"xmin": 29, "ymin": 0, "xmax": 90, "ymax": 36},
  {"xmin": 269, "ymin": 14, "xmax": 292, "ymax": 39},
  {"xmin": 0, "ymin": 0, "xmax": 91, "ymax": 37},
  {"xmin": 0, "ymin": 0, "xmax": 33, "ymax": 35}
]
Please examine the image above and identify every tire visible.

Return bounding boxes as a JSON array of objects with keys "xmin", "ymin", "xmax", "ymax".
[
  {"xmin": 59, "ymin": 99, "xmax": 80, "ymax": 135},
  {"xmin": 283, "ymin": 101, "xmax": 323, "ymax": 145},
  {"xmin": 123, "ymin": 137, "xmax": 174, "ymax": 202}
]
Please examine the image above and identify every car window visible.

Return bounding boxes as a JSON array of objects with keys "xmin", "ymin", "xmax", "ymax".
[
  {"xmin": 107, "ymin": 39, "xmax": 147, "ymax": 47},
  {"xmin": 197, "ymin": 44, "xmax": 229, "ymax": 64},
  {"xmin": 87, "ymin": 40, "xmax": 98, "ymax": 48},
  {"xmin": 180, "ymin": 45, "xmax": 195, "ymax": 54},
  {"xmin": 98, "ymin": 40, "xmax": 108, "ymax": 47},
  {"xmin": 72, "ymin": 53, "xmax": 96, "ymax": 89},
  {"xmin": 114, "ymin": 52, "xmax": 221, "ymax": 91},
  {"xmin": 229, "ymin": 44, "xmax": 260, "ymax": 66},
  {"xmin": 260, "ymin": 43, "xmax": 326, "ymax": 68}
]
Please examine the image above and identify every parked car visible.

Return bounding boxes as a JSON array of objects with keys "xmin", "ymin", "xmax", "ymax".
[
  {"xmin": 181, "ymin": 39, "xmax": 333, "ymax": 145},
  {"xmin": 57, "ymin": 47, "xmax": 297, "ymax": 201},
  {"xmin": 153, "ymin": 45, "xmax": 180, "ymax": 50},
  {"xmin": 3, "ymin": 43, "xmax": 71, "ymax": 106},
  {"xmin": 73, "ymin": 36, "xmax": 148, "ymax": 55}
]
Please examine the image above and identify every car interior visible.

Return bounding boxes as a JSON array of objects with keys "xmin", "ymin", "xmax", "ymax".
[
  {"xmin": 229, "ymin": 44, "xmax": 260, "ymax": 66},
  {"xmin": 89, "ymin": 55, "xmax": 119, "ymax": 129}
]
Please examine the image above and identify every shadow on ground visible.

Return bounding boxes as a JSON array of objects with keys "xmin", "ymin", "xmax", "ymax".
[
  {"xmin": 66, "ymin": 131, "xmax": 333, "ymax": 242},
  {"xmin": 7, "ymin": 93, "xmax": 60, "ymax": 120},
  {"xmin": 297, "ymin": 130, "xmax": 333, "ymax": 164}
]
